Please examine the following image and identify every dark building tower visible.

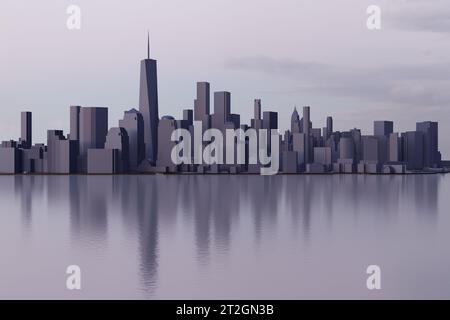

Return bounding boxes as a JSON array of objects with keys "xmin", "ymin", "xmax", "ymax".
[
  {"xmin": 325, "ymin": 116, "xmax": 333, "ymax": 139},
  {"xmin": 302, "ymin": 106, "xmax": 311, "ymax": 135},
  {"xmin": 254, "ymin": 99, "xmax": 261, "ymax": 120},
  {"xmin": 416, "ymin": 121, "xmax": 439, "ymax": 168},
  {"xmin": 262, "ymin": 111, "xmax": 278, "ymax": 156},
  {"xmin": 68, "ymin": 105, "xmax": 81, "ymax": 172},
  {"xmin": 119, "ymin": 109, "xmax": 144, "ymax": 171},
  {"xmin": 105, "ymin": 127, "xmax": 130, "ymax": 173},
  {"xmin": 402, "ymin": 131, "xmax": 424, "ymax": 170},
  {"xmin": 21, "ymin": 111, "xmax": 32, "ymax": 149},
  {"xmin": 139, "ymin": 33, "xmax": 159, "ymax": 164},
  {"xmin": 389, "ymin": 132, "xmax": 402, "ymax": 162},
  {"xmin": 69, "ymin": 106, "xmax": 81, "ymax": 141},
  {"xmin": 157, "ymin": 116, "xmax": 178, "ymax": 169},
  {"xmin": 194, "ymin": 82, "xmax": 210, "ymax": 122},
  {"xmin": 350, "ymin": 128, "xmax": 362, "ymax": 162},
  {"xmin": 291, "ymin": 108, "xmax": 301, "ymax": 133},
  {"xmin": 183, "ymin": 109, "xmax": 193, "ymax": 126},
  {"xmin": 79, "ymin": 107, "xmax": 108, "ymax": 172},
  {"xmin": 374, "ymin": 121, "xmax": 393, "ymax": 136},
  {"xmin": 251, "ymin": 99, "xmax": 263, "ymax": 130},
  {"xmin": 303, "ymin": 106, "xmax": 311, "ymax": 163},
  {"xmin": 47, "ymin": 130, "xmax": 77, "ymax": 174},
  {"xmin": 213, "ymin": 91, "xmax": 231, "ymax": 130},
  {"xmin": 263, "ymin": 112, "xmax": 278, "ymax": 130}
]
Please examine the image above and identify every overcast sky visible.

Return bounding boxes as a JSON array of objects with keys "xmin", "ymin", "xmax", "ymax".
[{"xmin": 2, "ymin": 0, "xmax": 450, "ymax": 157}]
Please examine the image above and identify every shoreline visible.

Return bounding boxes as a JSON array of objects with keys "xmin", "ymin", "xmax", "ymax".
[{"xmin": 1, "ymin": 170, "xmax": 449, "ymax": 176}]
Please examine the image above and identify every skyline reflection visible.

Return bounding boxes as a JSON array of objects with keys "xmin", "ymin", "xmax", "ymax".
[{"xmin": 3, "ymin": 174, "xmax": 445, "ymax": 298}]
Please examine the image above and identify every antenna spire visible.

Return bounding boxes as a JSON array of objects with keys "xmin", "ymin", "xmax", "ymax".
[{"xmin": 147, "ymin": 30, "xmax": 150, "ymax": 59}]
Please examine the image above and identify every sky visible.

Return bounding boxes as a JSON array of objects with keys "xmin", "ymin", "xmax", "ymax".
[{"xmin": 1, "ymin": 0, "xmax": 450, "ymax": 157}]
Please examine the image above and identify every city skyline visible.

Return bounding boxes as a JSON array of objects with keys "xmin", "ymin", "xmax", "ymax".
[
  {"xmin": 2, "ymin": 2, "xmax": 450, "ymax": 303},
  {"xmin": 0, "ymin": 38, "xmax": 447, "ymax": 175},
  {"xmin": 3, "ymin": 1, "xmax": 450, "ymax": 159}
]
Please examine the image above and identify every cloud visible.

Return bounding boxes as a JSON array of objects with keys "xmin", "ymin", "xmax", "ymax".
[
  {"xmin": 386, "ymin": 0, "xmax": 450, "ymax": 34},
  {"xmin": 224, "ymin": 56, "xmax": 332, "ymax": 79},
  {"xmin": 224, "ymin": 55, "xmax": 450, "ymax": 108}
]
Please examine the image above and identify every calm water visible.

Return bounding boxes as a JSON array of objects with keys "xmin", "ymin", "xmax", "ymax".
[{"xmin": 0, "ymin": 174, "xmax": 449, "ymax": 299}]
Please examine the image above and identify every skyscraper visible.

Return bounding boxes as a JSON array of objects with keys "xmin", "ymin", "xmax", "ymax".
[
  {"xmin": 47, "ymin": 130, "xmax": 77, "ymax": 174},
  {"xmin": 194, "ymin": 82, "xmax": 210, "ymax": 122},
  {"xmin": 21, "ymin": 111, "xmax": 32, "ymax": 149},
  {"xmin": 402, "ymin": 131, "xmax": 424, "ymax": 170},
  {"xmin": 68, "ymin": 105, "xmax": 81, "ymax": 172},
  {"xmin": 303, "ymin": 106, "xmax": 311, "ymax": 163},
  {"xmin": 417, "ymin": 121, "xmax": 439, "ymax": 168},
  {"xmin": 212, "ymin": 91, "xmax": 231, "ymax": 130},
  {"xmin": 325, "ymin": 116, "xmax": 333, "ymax": 140},
  {"xmin": 362, "ymin": 136, "xmax": 380, "ymax": 162},
  {"xmin": 79, "ymin": 107, "xmax": 108, "ymax": 172},
  {"xmin": 105, "ymin": 127, "xmax": 130, "ymax": 173},
  {"xmin": 139, "ymin": 33, "xmax": 159, "ymax": 164},
  {"xmin": 254, "ymin": 99, "xmax": 261, "ymax": 121},
  {"xmin": 291, "ymin": 108, "xmax": 301, "ymax": 134},
  {"xmin": 303, "ymin": 106, "xmax": 311, "ymax": 135},
  {"xmin": 374, "ymin": 121, "xmax": 394, "ymax": 136},
  {"xmin": 339, "ymin": 137, "xmax": 355, "ymax": 160},
  {"xmin": 157, "ymin": 116, "xmax": 178, "ymax": 169},
  {"xmin": 183, "ymin": 109, "xmax": 193, "ymax": 126},
  {"xmin": 251, "ymin": 99, "xmax": 263, "ymax": 130},
  {"xmin": 119, "ymin": 109, "xmax": 144, "ymax": 171},
  {"xmin": 263, "ymin": 112, "xmax": 278, "ymax": 130},
  {"xmin": 388, "ymin": 132, "xmax": 401, "ymax": 162},
  {"xmin": 69, "ymin": 106, "xmax": 81, "ymax": 141}
]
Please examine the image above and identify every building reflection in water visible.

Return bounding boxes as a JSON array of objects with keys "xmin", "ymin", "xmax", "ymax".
[{"xmin": 8, "ymin": 173, "xmax": 443, "ymax": 296}]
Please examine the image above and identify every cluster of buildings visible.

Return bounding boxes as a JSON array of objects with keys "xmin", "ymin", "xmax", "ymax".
[
  {"xmin": 282, "ymin": 110, "xmax": 441, "ymax": 174},
  {"xmin": 0, "ymin": 40, "xmax": 444, "ymax": 175}
]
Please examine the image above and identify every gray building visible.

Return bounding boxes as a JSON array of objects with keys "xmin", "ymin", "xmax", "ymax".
[
  {"xmin": 119, "ymin": 109, "xmax": 144, "ymax": 171},
  {"xmin": 339, "ymin": 137, "xmax": 355, "ymax": 160},
  {"xmin": 281, "ymin": 151, "xmax": 298, "ymax": 173},
  {"xmin": 417, "ymin": 121, "xmax": 439, "ymax": 168},
  {"xmin": 0, "ymin": 147, "xmax": 21, "ymax": 173},
  {"xmin": 402, "ymin": 131, "xmax": 424, "ymax": 170},
  {"xmin": 350, "ymin": 128, "xmax": 362, "ymax": 162},
  {"xmin": 292, "ymin": 133, "xmax": 306, "ymax": 168},
  {"xmin": 105, "ymin": 127, "xmax": 130, "ymax": 173},
  {"xmin": 79, "ymin": 107, "xmax": 108, "ymax": 172},
  {"xmin": 362, "ymin": 136, "xmax": 380, "ymax": 162},
  {"xmin": 263, "ymin": 112, "xmax": 278, "ymax": 130},
  {"xmin": 87, "ymin": 149, "xmax": 119, "ymax": 174},
  {"xmin": 183, "ymin": 109, "xmax": 193, "ymax": 126},
  {"xmin": 68, "ymin": 105, "xmax": 81, "ymax": 172},
  {"xmin": 291, "ymin": 108, "xmax": 301, "ymax": 134},
  {"xmin": 194, "ymin": 82, "xmax": 210, "ymax": 123},
  {"xmin": 314, "ymin": 147, "xmax": 332, "ymax": 168},
  {"xmin": 374, "ymin": 121, "xmax": 393, "ymax": 137},
  {"xmin": 69, "ymin": 106, "xmax": 81, "ymax": 141},
  {"xmin": 139, "ymin": 36, "xmax": 159, "ymax": 164},
  {"xmin": 212, "ymin": 91, "xmax": 231, "ymax": 130},
  {"xmin": 311, "ymin": 128, "xmax": 322, "ymax": 147},
  {"xmin": 325, "ymin": 116, "xmax": 333, "ymax": 140},
  {"xmin": 302, "ymin": 106, "xmax": 311, "ymax": 134},
  {"xmin": 251, "ymin": 99, "xmax": 263, "ymax": 130},
  {"xmin": 22, "ymin": 145, "xmax": 45, "ymax": 173},
  {"xmin": 20, "ymin": 111, "xmax": 32, "ymax": 149},
  {"xmin": 157, "ymin": 116, "xmax": 178, "ymax": 169},
  {"xmin": 47, "ymin": 130, "xmax": 77, "ymax": 174},
  {"xmin": 388, "ymin": 132, "xmax": 402, "ymax": 162},
  {"xmin": 302, "ymin": 106, "xmax": 311, "ymax": 163}
]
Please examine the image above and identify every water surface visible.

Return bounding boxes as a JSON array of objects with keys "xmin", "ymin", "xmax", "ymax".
[{"xmin": 0, "ymin": 174, "xmax": 449, "ymax": 299}]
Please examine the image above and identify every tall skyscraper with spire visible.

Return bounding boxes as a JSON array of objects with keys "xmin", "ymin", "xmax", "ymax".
[{"xmin": 139, "ymin": 32, "xmax": 159, "ymax": 163}]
